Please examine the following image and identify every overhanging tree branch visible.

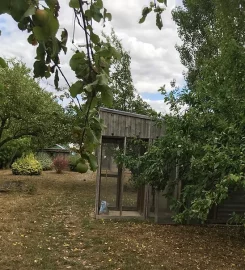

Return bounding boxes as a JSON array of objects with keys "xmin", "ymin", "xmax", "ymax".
[{"xmin": 0, "ymin": 132, "xmax": 37, "ymax": 149}]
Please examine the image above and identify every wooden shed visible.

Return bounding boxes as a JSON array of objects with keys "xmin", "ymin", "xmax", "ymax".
[
  {"xmin": 95, "ymin": 108, "xmax": 164, "ymax": 220},
  {"xmin": 40, "ymin": 144, "xmax": 70, "ymax": 159},
  {"xmin": 207, "ymin": 190, "xmax": 245, "ymax": 224},
  {"xmin": 95, "ymin": 109, "xmax": 245, "ymax": 224}
]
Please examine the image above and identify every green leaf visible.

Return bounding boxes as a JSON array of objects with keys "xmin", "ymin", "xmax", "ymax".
[
  {"xmin": 0, "ymin": 2, "xmax": 9, "ymax": 14},
  {"xmin": 157, "ymin": 0, "xmax": 167, "ymax": 5},
  {"xmin": 90, "ymin": 116, "xmax": 104, "ymax": 136},
  {"xmin": 90, "ymin": 6, "xmax": 103, "ymax": 23},
  {"xmin": 54, "ymin": 69, "xmax": 59, "ymax": 89},
  {"xmin": 90, "ymin": 32, "xmax": 100, "ymax": 44},
  {"xmin": 86, "ymin": 25, "xmax": 92, "ymax": 32},
  {"xmin": 142, "ymin": 7, "xmax": 152, "ymax": 17},
  {"xmin": 69, "ymin": 0, "xmax": 80, "ymax": 8},
  {"xmin": 85, "ymin": 9, "xmax": 92, "ymax": 20},
  {"xmin": 18, "ymin": 17, "xmax": 29, "ymax": 31},
  {"xmin": 61, "ymin": 29, "xmax": 68, "ymax": 45},
  {"xmin": 97, "ymin": 73, "xmax": 108, "ymax": 86},
  {"xmin": 3, "ymin": 0, "xmax": 29, "ymax": 21},
  {"xmin": 90, "ymin": 96, "xmax": 98, "ymax": 109},
  {"xmin": 99, "ymin": 57, "xmax": 109, "ymax": 69},
  {"xmin": 84, "ymin": 84, "xmax": 93, "ymax": 93},
  {"xmin": 33, "ymin": 61, "xmax": 47, "ymax": 78},
  {"xmin": 70, "ymin": 52, "xmax": 86, "ymax": 71},
  {"xmin": 27, "ymin": 34, "xmax": 36, "ymax": 44},
  {"xmin": 86, "ymin": 127, "xmax": 99, "ymax": 145},
  {"xmin": 139, "ymin": 16, "xmax": 146, "ymax": 24},
  {"xmin": 110, "ymin": 47, "xmax": 121, "ymax": 60},
  {"xmin": 94, "ymin": 0, "xmax": 103, "ymax": 9},
  {"xmin": 36, "ymin": 44, "xmax": 46, "ymax": 61},
  {"xmin": 88, "ymin": 153, "xmax": 98, "ymax": 171},
  {"xmin": 51, "ymin": 37, "xmax": 60, "ymax": 57},
  {"xmin": 105, "ymin": 13, "xmax": 112, "ymax": 21},
  {"xmin": 98, "ymin": 47, "xmax": 111, "ymax": 58},
  {"xmin": 69, "ymin": 81, "xmax": 84, "ymax": 98},
  {"xmin": 61, "ymin": 44, "xmax": 67, "ymax": 54},
  {"xmin": 139, "ymin": 7, "xmax": 152, "ymax": 24},
  {"xmin": 45, "ymin": 71, "xmax": 51, "ymax": 78},
  {"xmin": 69, "ymin": 52, "xmax": 88, "ymax": 78},
  {"xmin": 45, "ymin": 0, "xmax": 58, "ymax": 9},
  {"xmin": 0, "ymin": 57, "xmax": 7, "ymax": 68},
  {"xmin": 101, "ymin": 86, "xmax": 113, "ymax": 106},
  {"xmin": 156, "ymin": 13, "xmax": 163, "ymax": 30},
  {"xmin": 93, "ymin": 12, "xmax": 103, "ymax": 22}
]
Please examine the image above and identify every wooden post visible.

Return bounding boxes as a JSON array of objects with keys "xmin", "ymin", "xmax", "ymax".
[
  {"xmin": 120, "ymin": 137, "xmax": 127, "ymax": 216},
  {"xmin": 154, "ymin": 190, "xmax": 159, "ymax": 223},
  {"xmin": 143, "ymin": 138, "xmax": 153, "ymax": 219},
  {"xmin": 95, "ymin": 137, "xmax": 103, "ymax": 216},
  {"xmin": 116, "ymin": 167, "xmax": 122, "ymax": 210},
  {"xmin": 175, "ymin": 159, "xmax": 180, "ymax": 199},
  {"xmin": 143, "ymin": 185, "xmax": 150, "ymax": 219}
]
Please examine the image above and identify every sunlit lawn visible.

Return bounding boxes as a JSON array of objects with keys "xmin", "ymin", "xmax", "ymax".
[{"xmin": 0, "ymin": 170, "xmax": 245, "ymax": 270}]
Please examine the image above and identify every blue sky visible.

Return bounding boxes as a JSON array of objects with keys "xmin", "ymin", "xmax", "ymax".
[
  {"xmin": 141, "ymin": 92, "xmax": 164, "ymax": 101},
  {"xmin": 0, "ymin": 17, "xmax": 8, "ymax": 35}
]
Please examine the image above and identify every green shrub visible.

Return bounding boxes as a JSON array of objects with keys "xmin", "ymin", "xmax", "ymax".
[
  {"xmin": 36, "ymin": 152, "xmax": 53, "ymax": 171},
  {"xmin": 12, "ymin": 153, "xmax": 42, "ymax": 175},
  {"xmin": 68, "ymin": 154, "xmax": 81, "ymax": 171}
]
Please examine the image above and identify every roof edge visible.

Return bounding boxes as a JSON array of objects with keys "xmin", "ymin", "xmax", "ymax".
[{"xmin": 99, "ymin": 107, "xmax": 152, "ymax": 120}]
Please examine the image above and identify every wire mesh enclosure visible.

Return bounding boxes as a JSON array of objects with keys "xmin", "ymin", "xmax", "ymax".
[
  {"xmin": 95, "ymin": 108, "xmax": 164, "ymax": 220},
  {"xmin": 99, "ymin": 139, "xmax": 138, "ymax": 211}
]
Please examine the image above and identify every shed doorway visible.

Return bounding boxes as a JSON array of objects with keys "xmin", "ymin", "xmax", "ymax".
[{"xmin": 98, "ymin": 138, "xmax": 142, "ymax": 214}]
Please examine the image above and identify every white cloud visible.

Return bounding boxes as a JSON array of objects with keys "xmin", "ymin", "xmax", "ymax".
[
  {"xmin": 0, "ymin": 0, "xmax": 185, "ymax": 113},
  {"xmin": 144, "ymin": 99, "xmax": 171, "ymax": 114}
]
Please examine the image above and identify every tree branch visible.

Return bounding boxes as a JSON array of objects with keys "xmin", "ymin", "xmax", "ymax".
[
  {"xmin": 0, "ymin": 117, "xmax": 7, "ymax": 140},
  {"xmin": 0, "ymin": 132, "xmax": 37, "ymax": 149},
  {"xmin": 56, "ymin": 65, "xmax": 83, "ymax": 111},
  {"xmin": 79, "ymin": 0, "xmax": 93, "ymax": 72},
  {"xmin": 77, "ymin": 0, "xmax": 97, "ymax": 144}
]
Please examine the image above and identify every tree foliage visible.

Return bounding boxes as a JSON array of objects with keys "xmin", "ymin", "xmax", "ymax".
[
  {"xmin": 120, "ymin": 0, "xmax": 245, "ymax": 225},
  {"xmin": 0, "ymin": 138, "xmax": 32, "ymax": 169},
  {"xmin": 0, "ymin": 0, "xmax": 164, "ymax": 172},
  {"xmin": 103, "ymin": 29, "xmax": 157, "ymax": 116},
  {"xmin": 0, "ymin": 60, "xmax": 70, "ymax": 153}
]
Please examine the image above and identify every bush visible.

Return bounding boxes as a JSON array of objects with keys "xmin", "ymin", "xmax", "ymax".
[
  {"xmin": 68, "ymin": 154, "xmax": 81, "ymax": 171},
  {"xmin": 53, "ymin": 155, "xmax": 68, "ymax": 173},
  {"xmin": 36, "ymin": 152, "xmax": 53, "ymax": 171},
  {"xmin": 12, "ymin": 153, "xmax": 42, "ymax": 175}
]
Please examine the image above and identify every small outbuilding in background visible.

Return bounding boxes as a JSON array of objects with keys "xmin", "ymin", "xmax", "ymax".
[{"xmin": 40, "ymin": 144, "xmax": 70, "ymax": 159}]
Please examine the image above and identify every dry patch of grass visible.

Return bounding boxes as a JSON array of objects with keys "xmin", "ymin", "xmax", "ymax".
[{"xmin": 0, "ymin": 170, "xmax": 245, "ymax": 270}]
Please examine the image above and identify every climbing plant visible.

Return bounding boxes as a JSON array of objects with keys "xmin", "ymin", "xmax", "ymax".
[{"xmin": 0, "ymin": 0, "xmax": 166, "ymax": 172}]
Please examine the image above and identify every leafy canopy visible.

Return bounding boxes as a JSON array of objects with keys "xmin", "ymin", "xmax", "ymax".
[
  {"xmin": 0, "ymin": 0, "xmax": 164, "ymax": 173},
  {"xmin": 0, "ymin": 60, "xmax": 70, "ymax": 150},
  {"xmin": 118, "ymin": 0, "xmax": 245, "ymax": 225}
]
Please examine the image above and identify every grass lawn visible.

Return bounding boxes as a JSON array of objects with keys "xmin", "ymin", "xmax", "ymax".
[{"xmin": 0, "ymin": 170, "xmax": 245, "ymax": 270}]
